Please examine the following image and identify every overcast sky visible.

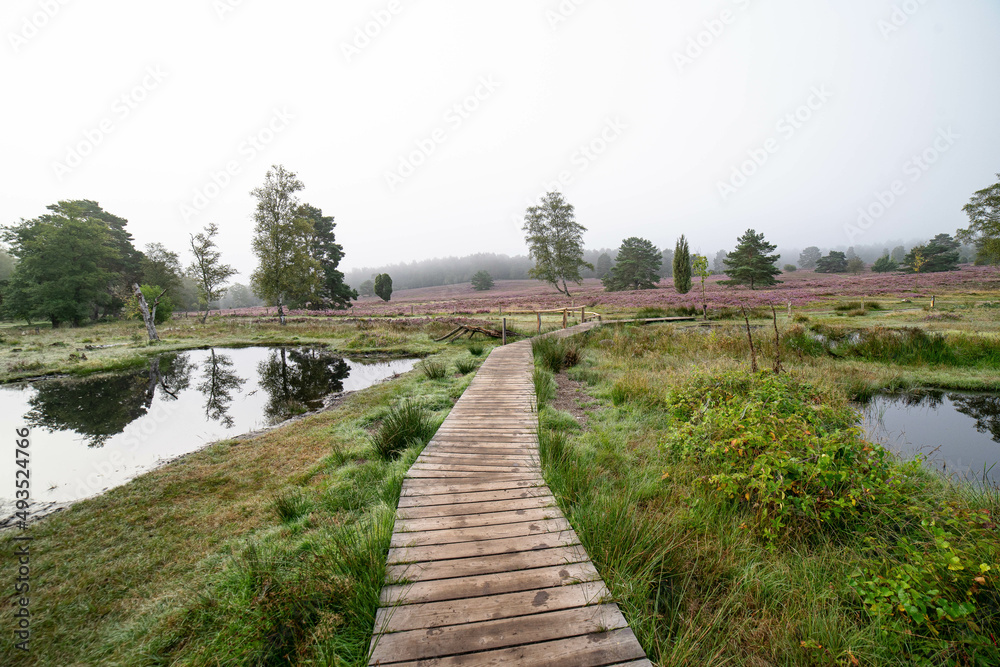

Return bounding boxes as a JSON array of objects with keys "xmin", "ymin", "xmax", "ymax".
[{"xmin": 2, "ymin": 1, "xmax": 998, "ymax": 278}]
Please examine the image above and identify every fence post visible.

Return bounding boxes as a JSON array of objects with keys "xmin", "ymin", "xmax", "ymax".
[
  {"xmin": 502, "ymin": 317, "xmax": 507, "ymax": 346},
  {"xmin": 537, "ymin": 312, "xmax": 541, "ymax": 334},
  {"xmin": 581, "ymin": 306, "xmax": 586, "ymax": 323},
  {"xmin": 562, "ymin": 309, "xmax": 568, "ymax": 329}
]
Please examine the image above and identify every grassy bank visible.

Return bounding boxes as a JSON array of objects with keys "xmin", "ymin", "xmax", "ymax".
[
  {"xmin": 532, "ymin": 327, "xmax": 999, "ymax": 666},
  {"xmin": 0, "ymin": 317, "xmax": 452, "ymax": 384},
  {"xmin": 0, "ymin": 336, "xmax": 491, "ymax": 665}
]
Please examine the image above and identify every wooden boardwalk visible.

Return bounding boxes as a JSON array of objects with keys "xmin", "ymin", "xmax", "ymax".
[{"xmin": 369, "ymin": 325, "xmax": 650, "ymax": 666}]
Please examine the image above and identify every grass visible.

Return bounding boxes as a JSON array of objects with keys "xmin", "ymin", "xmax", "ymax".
[
  {"xmin": 0, "ymin": 317, "xmax": 440, "ymax": 384},
  {"xmin": 369, "ymin": 398, "xmax": 440, "ymax": 460},
  {"xmin": 417, "ymin": 359, "xmax": 448, "ymax": 379},
  {"xmin": 531, "ymin": 335, "xmax": 581, "ymax": 373},
  {"xmin": 454, "ymin": 356, "xmax": 479, "ymax": 374},
  {"xmin": 534, "ymin": 324, "xmax": 1000, "ymax": 666},
  {"xmin": 0, "ymin": 329, "xmax": 473, "ymax": 666}
]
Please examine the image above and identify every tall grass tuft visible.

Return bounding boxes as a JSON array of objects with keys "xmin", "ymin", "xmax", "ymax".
[
  {"xmin": 417, "ymin": 359, "xmax": 447, "ymax": 379},
  {"xmin": 533, "ymin": 367, "xmax": 556, "ymax": 407},
  {"xmin": 455, "ymin": 357, "xmax": 479, "ymax": 374},
  {"xmin": 532, "ymin": 336, "xmax": 582, "ymax": 373},
  {"xmin": 271, "ymin": 487, "xmax": 313, "ymax": 523},
  {"xmin": 369, "ymin": 399, "xmax": 438, "ymax": 460},
  {"xmin": 467, "ymin": 341, "xmax": 485, "ymax": 356}
]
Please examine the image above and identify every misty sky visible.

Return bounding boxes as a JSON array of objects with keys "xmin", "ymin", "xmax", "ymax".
[{"xmin": 2, "ymin": 1, "xmax": 998, "ymax": 278}]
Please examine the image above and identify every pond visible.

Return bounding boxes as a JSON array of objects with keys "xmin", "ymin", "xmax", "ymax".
[
  {"xmin": 0, "ymin": 347, "xmax": 418, "ymax": 518},
  {"xmin": 861, "ymin": 391, "xmax": 1000, "ymax": 485}
]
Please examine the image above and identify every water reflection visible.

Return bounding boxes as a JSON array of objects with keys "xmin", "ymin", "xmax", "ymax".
[
  {"xmin": 25, "ymin": 355, "xmax": 192, "ymax": 447},
  {"xmin": 862, "ymin": 391, "xmax": 1000, "ymax": 484},
  {"xmin": 198, "ymin": 349, "xmax": 246, "ymax": 429},
  {"xmin": 257, "ymin": 348, "xmax": 350, "ymax": 423},
  {"xmin": 0, "ymin": 348, "xmax": 418, "ymax": 510}
]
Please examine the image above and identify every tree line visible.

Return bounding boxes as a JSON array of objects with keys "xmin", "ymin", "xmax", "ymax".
[{"xmin": 0, "ymin": 165, "xmax": 356, "ymax": 332}]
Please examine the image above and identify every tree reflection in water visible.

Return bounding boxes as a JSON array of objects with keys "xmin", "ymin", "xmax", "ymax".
[
  {"xmin": 948, "ymin": 393, "xmax": 1000, "ymax": 442},
  {"xmin": 26, "ymin": 354, "xmax": 192, "ymax": 447},
  {"xmin": 197, "ymin": 349, "xmax": 246, "ymax": 428},
  {"xmin": 257, "ymin": 348, "xmax": 350, "ymax": 423}
]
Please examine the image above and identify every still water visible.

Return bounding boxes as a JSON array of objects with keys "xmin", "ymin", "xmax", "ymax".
[
  {"xmin": 861, "ymin": 391, "xmax": 1000, "ymax": 485},
  {"xmin": 0, "ymin": 347, "xmax": 417, "ymax": 514}
]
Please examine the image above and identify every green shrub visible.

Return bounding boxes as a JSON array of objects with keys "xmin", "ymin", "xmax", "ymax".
[
  {"xmin": 467, "ymin": 341, "xmax": 485, "ymax": 356},
  {"xmin": 635, "ymin": 307, "xmax": 667, "ymax": 319},
  {"xmin": 369, "ymin": 399, "xmax": 438, "ymax": 460},
  {"xmin": 417, "ymin": 359, "xmax": 447, "ymax": 379}
]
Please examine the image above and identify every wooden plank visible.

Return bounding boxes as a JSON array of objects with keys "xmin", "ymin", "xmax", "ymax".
[
  {"xmin": 401, "ymin": 478, "xmax": 544, "ymax": 496},
  {"xmin": 380, "ymin": 561, "xmax": 601, "ymax": 605},
  {"xmin": 395, "ymin": 506, "xmax": 562, "ymax": 533},
  {"xmin": 397, "ymin": 488, "xmax": 550, "ymax": 508},
  {"xmin": 396, "ymin": 495, "xmax": 557, "ymax": 519},
  {"xmin": 408, "ymin": 463, "xmax": 534, "ymax": 474},
  {"xmin": 386, "ymin": 544, "xmax": 591, "ymax": 583},
  {"xmin": 374, "ymin": 580, "xmax": 610, "ymax": 632},
  {"xmin": 369, "ymin": 604, "xmax": 628, "ymax": 663},
  {"xmin": 387, "ymin": 529, "xmax": 581, "ymax": 565},
  {"xmin": 389, "ymin": 517, "xmax": 571, "ymax": 548}
]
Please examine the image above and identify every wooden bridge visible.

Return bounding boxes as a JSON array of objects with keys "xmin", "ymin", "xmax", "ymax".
[{"xmin": 369, "ymin": 324, "xmax": 651, "ymax": 666}]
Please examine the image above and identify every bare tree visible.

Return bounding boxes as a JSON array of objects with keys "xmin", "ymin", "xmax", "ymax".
[{"xmin": 188, "ymin": 222, "xmax": 237, "ymax": 324}]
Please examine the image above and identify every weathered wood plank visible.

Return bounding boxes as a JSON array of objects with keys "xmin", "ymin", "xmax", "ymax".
[
  {"xmin": 401, "ymin": 478, "xmax": 544, "ymax": 496},
  {"xmin": 395, "ymin": 495, "xmax": 557, "ymax": 519},
  {"xmin": 374, "ymin": 580, "xmax": 610, "ymax": 633},
  {"xmin": 379, "ymin": 561, "xmax": 601, "ymax": 605},
  {"xmin": 386, "ymin": 544, "xmax": 591, "ymax": 583},
  {"xmin": 387, "ymin": 529, "xmax": 581, "ymax": 565},
  {"xmin": 396, "ymin": 487, "xmax": 550, "ymax": 508},
  {"xmin": 394, "ymin": 506, "xmax": 562, "ymax": 533},
  {"xmin": 369, "ymin": 604, "xmax": 628, "ymax": 663},
  {"xmin": 389, "ymin": 517, "xmax": 571, "ymax": 548}
]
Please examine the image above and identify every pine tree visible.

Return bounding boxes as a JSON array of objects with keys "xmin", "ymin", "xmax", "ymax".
[
  {"xmin": 672, "ymin": 236, "xmax": 692, "ymax": 294},
  {"xmin": 721, "ymin": 229, "xmax": 781, "ymax": 290},
  {"xmin": 471, "ymin": 270, "xmax": 494, "ymax": 291},
  {"xmin": 872, "ymin": 255, "xmax": 898, "ymax": 273},
  {"xmin": 815, "ymin": 251, "xmax": 848, "ymax": 274},
  {"xmin": 603, "ymin": 237, "xmax": 661, "ymax": 291}
]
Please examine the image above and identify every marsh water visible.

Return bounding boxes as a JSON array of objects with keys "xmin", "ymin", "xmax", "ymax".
[
  {"xmin": 0, "ymin": 347, "xmax": 417, "ymax": 516},
  {"xmin": 861, "ymin": 391, "xmax": 1000, "ymax": 484}
]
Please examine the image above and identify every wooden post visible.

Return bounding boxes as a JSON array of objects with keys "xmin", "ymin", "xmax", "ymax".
[
  {"xmin": 581, "ymin": 306, "xmax": 586, "ymax": 323},
  {"xmin": 787, "ymin": 301, "xmax": 792, "ymax": 318},
  {"xmin": 410, "ymin": 305, "xmax": 414, "ymax": 316},
  {"xmin": 537, "ymin": 312, "xmax": 542, "ymax": 334},
  {"xmin": 500, "ymin": 305, "xmax": 503, "ymax": 317},
  {"xmin": 502, "ymin": 318, "xmax": 507, "ymax": 346},
  {"xmin": 562, "ymin": 309, "xmax": 568, "ymax": 329},
  {"xmin": 931, "ymin": 295, "xmax": 935, "ymax": 309}
]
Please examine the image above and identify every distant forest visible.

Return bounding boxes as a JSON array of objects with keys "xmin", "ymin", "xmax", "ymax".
[
  {"xmin": 344, "ymin": 249, "xmax": 617, "ymax": 292},
  {"xmin": 345, "ymin": 236, "xmax": 977, "ymax": 292}
]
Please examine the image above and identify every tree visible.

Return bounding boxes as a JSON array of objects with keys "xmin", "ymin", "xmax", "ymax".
[
  {"xmin": 799, "ymin": 246, "xmax": 822, "ymax": 269},
  {"xmin": 141, "ymin": 243, "xmax": 182, "ymax": 296},
  {"xmin": 596, "ymin": 253, "xmax": 613, "ymax": 280},
  {"xmin": 297, "ymin": 203, "xmax": 357, "ymax": 309},
  {"xmin": 0, "ymin": 246, "xmax": 15, "ymax": 282},
  {"xmin": 2, "ymin": 202, "xmax": 124, "ymax": 327},
  {"xmin": 522, "ymin": 192, "xmax": 593, "ymax": 296},
  {"xmin": 847, "ymin": 257, "xmax": 866, "ymax": 275},
  {"xmin": 603, "ymin": 237, "xmax": 661, "ymax": 291},
  {"xmin": 673, "ymin": 235, "xmax": 692, "ymax": 294},
  {"xmin": 131, "ymin": 283, "xmax": 168, "ymax": 341},
  {"xmin": 846, "ymin": 247, "xmax": 858, "ymax": 260},
  {"xmin": 902, "ymin": 234, "xmax": 960, "ymax": 273},
  {"xmin": 471, "ymin": 270, "xmax": 494, "ymax": 291},
  {"xmin": 189, "ymin": 222, "xmax": 237, "ymax": 324},
  {"xmin": 692, "ymin": 254, "xmax": 709, "ymax": 319},
  {"xmin": 661, "ymin": 248, "xmax": 675, "ymax": 278},
  {"xmin": 872, "ymin": 255, "xmax": 898, "ymax": 273},
  {"xmin": 891, "ymin": 245, "xmax": 906, "ymax": 263},
  {"xmin": 784, "ymin": 264, "xmax": 797, "ymax": 272},
  {"xmin": 957, "ymin": 173, "xmax": 1000, "ymax": 264},
  {"xmin": 358, "ymin": 279, "xmax": 375, "ymax": 297},
  {"xmin": 713, "ymin": 249, "xmax": 728, "ymax": 274},
  {"xmin": 721, "ymin": 229, "xmax": 782, "ymax": 290},
  {"xmin": 250, "ymin": 165, "xmax": 320, "ymax": 324},
  {"xmin": 815, "ymin": 251, "xmax": 848, "ymax": 273},
  {"xmin": 374, "ymin": 273, "xmax": 393, "ymax": 301}
]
